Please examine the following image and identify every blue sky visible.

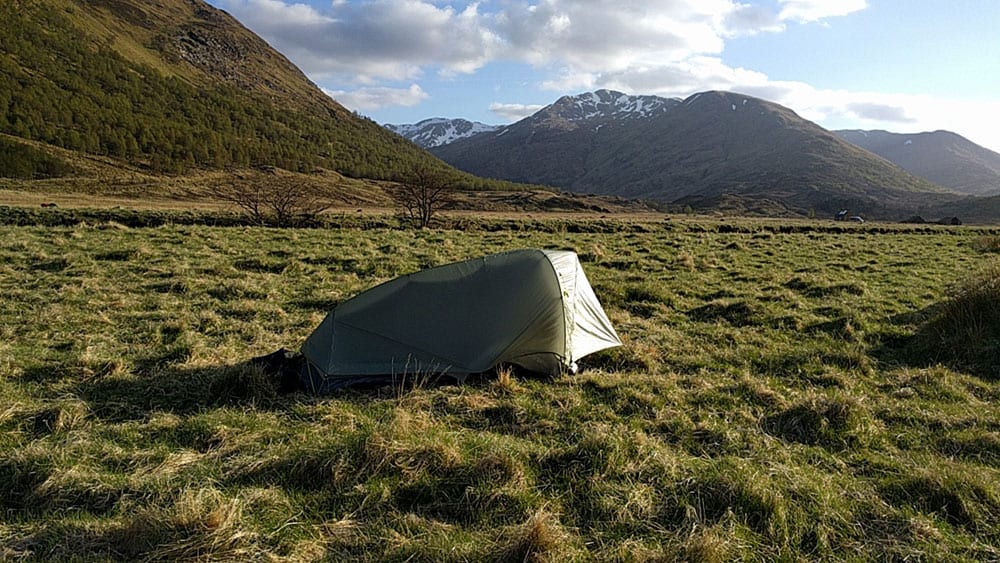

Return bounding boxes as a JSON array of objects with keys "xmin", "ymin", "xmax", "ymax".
[{"xmin": 207, "ymin": 0, "xmax": 1000, "ymax": 152}]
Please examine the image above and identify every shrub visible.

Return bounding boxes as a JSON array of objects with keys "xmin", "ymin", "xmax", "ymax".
[
  {"xmin": 971, "ymin": 235, "xmax": 1000, "ymax": 254},
  {"xmin": 915, "ymin": 260, "xmax": 1000, "ymax": 376},
  {"xmin": 207, "ymin": 181, "xmax": 333, "ymax": 227}
]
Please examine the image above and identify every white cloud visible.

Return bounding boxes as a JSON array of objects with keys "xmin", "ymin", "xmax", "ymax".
[
  {"xmin": 224, "ymin": 0, "xmax": 333, "ymax": 25},
  {"xmin": 224, "ymin": 0, "xmax": 1000, "ymax": 146},
  {"xmin": 221, "ymin": 0, "xmax": 501, "ymax": 81},
  {"xmin": 845, "ymin": 102, "xmax": 916, "ymax": 124},
  {"xmin": 219, "ymin": 0, "xmax": 800, "ymax": 84},
  {"xmin": 324, "ymin": 84, "xmax": 429, "ymax": 111},
  {"xmin": 777, "ymin": 0, "xmax": 868, "ymax": 23},
  {"xmin": 590, "ymin": 56, "xmax": 773, "ymax": 97},
  {"xmin": 723, "ymin": 3, "xmax": 784, "ymax": 37},
  {"xmin": 492, "ymin": 0, "xmax": 734, "ymax": 72},
  {"xmin": 489, "ymin": 102, "xmax": 546, "ymax": 121}
]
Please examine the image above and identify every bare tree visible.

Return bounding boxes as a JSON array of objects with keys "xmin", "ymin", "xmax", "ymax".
[
  {"xmin": 209, "ymin": 179, "xmax": 332, "ymax": 227},
  {"xmin": 391, "ymin": 165, "xmax": 456, "ymax": 229}
]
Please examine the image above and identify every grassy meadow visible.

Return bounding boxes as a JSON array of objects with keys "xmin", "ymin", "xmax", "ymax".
[{"xmin": 2, "ymin": 213, "xmax": 1000, "ymax": 561}]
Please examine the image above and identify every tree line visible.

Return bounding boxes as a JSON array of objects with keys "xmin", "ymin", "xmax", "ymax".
[{"xmin": 0, "ymin": 136, "xmax": 73, "ymax": 179}]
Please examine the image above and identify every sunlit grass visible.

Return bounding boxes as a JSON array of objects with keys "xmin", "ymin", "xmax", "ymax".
[{"xmin": 2, "ymin": 216, "xmax": 1000, "ymax": 560}]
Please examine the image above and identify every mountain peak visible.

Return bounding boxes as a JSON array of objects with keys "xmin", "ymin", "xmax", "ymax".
[
  {"xmin": 385, "ymin": 118, "xmax": 499, "ymax": 148},
  {"xmin": 541, "ymin": 90, "xmax": 681, "ymax": 122}
]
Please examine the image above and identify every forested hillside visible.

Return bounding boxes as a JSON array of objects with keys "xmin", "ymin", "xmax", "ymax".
[{"xmin": 0, "ymin": 0, "xmax": 500, "ymax": 186}]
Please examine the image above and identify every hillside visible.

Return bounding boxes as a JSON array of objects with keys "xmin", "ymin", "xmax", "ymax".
[
  {"xmin": 433, "ymin": 91, "xmax": 958, "ymax": 218},
  {"xmin": 836, "ymin": 129, "xmax": 1000, "ymax": 196},
  {"xmin": 0, "ymin": 0, "xmax": 515, "ymax": 191}
]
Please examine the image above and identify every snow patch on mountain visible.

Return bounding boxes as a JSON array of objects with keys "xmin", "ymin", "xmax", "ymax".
[
  {"xmin": 389, "ymin": 90, "xmax": 684, "ymax": 148},
  {"xmin": 385, "ymin": 118, "xmax": 499, "ymax": 148},
  {"xmin": 548, "ymin": 89, "xmax": 681, "ymax": 122}
]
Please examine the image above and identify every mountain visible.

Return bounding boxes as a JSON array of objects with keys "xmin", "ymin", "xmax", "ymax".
[
  {"xmin": 835, "ymin": 130, "xmax": 1000, "ymax": 196},
  {"xmin": 533, "ymin": 89, "xmax": 682, "ymax": 123},
  {"xmin": 0, "ymin": 0, "xmax": 504, "ymax": 189},
  {"xmin": 386, "ymin": 118, "xmax": 499, "ymax": 148},
  {"xmin": 432, "ymin": 90, "xmax": 682, "ymax": 188},
  {"xmin": 386, "ymin": 90, "xmax": 679, "ymax": 149},
  {"xmin": 432, "ymin": 90, "xmax": 956, "ymax": 218}
]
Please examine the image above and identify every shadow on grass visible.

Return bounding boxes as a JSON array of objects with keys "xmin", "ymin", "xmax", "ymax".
[
  {"xmin": 73, "ymin": 359, "xmax": 287, "ymax": 423},
  {"xmin": 11, "ymin": 509, "xmax": 250, "ymax": 562},
  {"xmin": 687, "ymin": 300, "xmax": 762, "ymax": 327},
  {"xmin": 878, "ymin": 263, "xmax": 1000, "ymax": 380},
  {"xmin": 761, "ymin": 395, "xmax": 866, "ymax": 450},
  {"xmin": 286, "ymin": 296, "xmax": 342, "ymax": 312},
  {"xmin": 71, "ymin": 352, "xmax": 524, "ymax": 423}
]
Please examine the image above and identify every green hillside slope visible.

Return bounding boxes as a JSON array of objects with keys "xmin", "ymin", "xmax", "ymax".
[
  {"xmin": 837, "ymin": 129, "xmax": 1000, "ymax": 196},
  {"xmin": 0, "ymin": 0, "xmax": 501, "ymax": 187}
]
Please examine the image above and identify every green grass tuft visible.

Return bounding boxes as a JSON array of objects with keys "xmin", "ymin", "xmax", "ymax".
[
  {"xmin": 763, "ymin": 394, "xmax": 874, "ymax": 449},
  {"xmin": 914, "ymin": 260, "xmax": 1000, "ymax": 377}
]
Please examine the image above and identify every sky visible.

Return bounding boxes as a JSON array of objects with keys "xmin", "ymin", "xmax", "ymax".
[{"xmin": 206, "ymin": 0, "xmax": 1000, "ymax": 153}]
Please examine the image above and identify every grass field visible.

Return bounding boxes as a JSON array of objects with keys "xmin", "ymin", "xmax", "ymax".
[{"xmin": 2, "ymin": 213, "xmax": 1000, "ymax": 561}]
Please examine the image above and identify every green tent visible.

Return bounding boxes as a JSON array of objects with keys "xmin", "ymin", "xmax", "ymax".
[{"xmin": 300, "ymin": 249, "xmax": 621, "ymax": 390}]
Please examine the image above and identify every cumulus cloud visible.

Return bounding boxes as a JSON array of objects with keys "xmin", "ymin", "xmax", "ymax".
[
  {"xmin": 723, "ymin": 3, "xmax": 784, "ymax": 37},
  {"xmin": 225, "ymin": 0, "xmax": 333, "ymax": 25},
  {"xmin": 589, "ymin": 56, "xmax": 774, "ymax": 98},
  {"xmin": 323, "ymin": 84, "xmax": 429, "ymax": 111},
  {"xmin": 219, "ymin": 0, "xmax": 818, "ymax": 84},
  {"xmin": 846, "ymin": 102, "xmax": 916, "ymax": 123},
  {"xmin": 489, "ymin": 102, "xmax": 546, "ymax": 121},
  {"xmin": 221, "ymin": 0, "xmax": 500, "ymax": 81},
  {"xmin": 219, "ymin": 0, "xmax": 884, "ymax": 123},
  {"xmin": 492, "ymin": 0, "xmax": 732, "ymax": 72}
]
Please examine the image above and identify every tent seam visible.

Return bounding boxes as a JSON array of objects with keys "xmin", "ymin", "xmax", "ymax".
[{"xmin": 539, "ymin": 249, "xmax": 571, "ymax": 368}]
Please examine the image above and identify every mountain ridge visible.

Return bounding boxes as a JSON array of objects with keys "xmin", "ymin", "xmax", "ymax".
[
  {"xmin": 534, "ymin": 89, "xmax": 681, "ymax": 124},
  {"xmin": 387, "ymin": 90, "xmax": 681, "ymax": 149},
  {"xmin": 835, "ymin": 129, "xmax": 1000, "ymax": 196},
  {"xmin": 431, "ymin": 90, "xmax": 958, "ymax": 218},
  {"xmin": 386, "ymin": 118, "xmax": 499, "ymax": 148}
]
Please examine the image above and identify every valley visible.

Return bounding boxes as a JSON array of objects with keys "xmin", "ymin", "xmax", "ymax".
[{"xmin": 4, "ymin": 1, "xmax": 1000, "ymax": 560}]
